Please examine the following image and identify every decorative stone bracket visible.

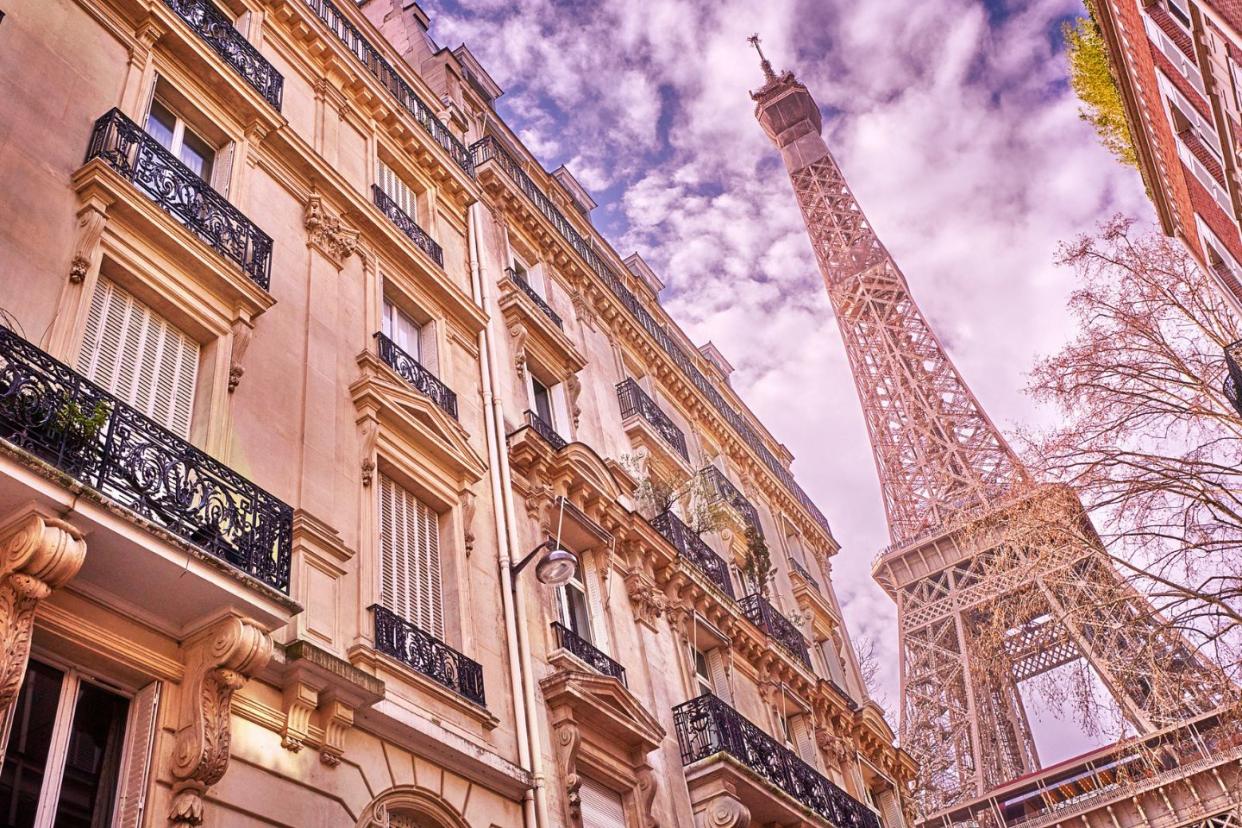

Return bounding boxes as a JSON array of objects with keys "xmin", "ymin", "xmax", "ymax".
[
  {"xmin": 168, "ymin": 616, "xmax": 273, "ymax": 826},
  {"xmin": 305, "ymin": 192, "xmax": 359, "ymax": 269},
  {"xmin": 0, "ymin": 508, "xmax": 87, "ymax": 717},
  {"xmin": 278, "ymin": 639, "xmax": 384, "ymax": 767}
]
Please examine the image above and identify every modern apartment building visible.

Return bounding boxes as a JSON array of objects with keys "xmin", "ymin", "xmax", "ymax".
[{"xmin": 0, "ymin": 0, "xmax": 913, "ymax": 826}]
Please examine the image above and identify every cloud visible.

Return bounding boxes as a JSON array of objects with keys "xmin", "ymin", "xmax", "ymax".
[{"xmin": 425, "ymin": 0, "xmax": 1153, "ymax": 756}]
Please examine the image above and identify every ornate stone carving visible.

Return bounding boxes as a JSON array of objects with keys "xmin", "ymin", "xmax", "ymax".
[
  {"xmin": 319, "ymin": 697, "xmax": 353, "ymax": 766},
  {"xmin": 0, "ymin": 510, "xmax": 87, "ymax": 716},
  {"xmin": 68, "ymin": 256, "xmax": 90, "ymax": 283},
  {"xmin": 304, "ymin": 193, "xmax": 359, "ymax": 268},
  {"xmin": 552, "ymin": 720, "xmax": 582, "ymax": 823},
  {"xmin": 816, "ymin": 726, "xmax": 852, "ymax": 767},
  {"xmin": 68, "ymin": 204, "xmax": 107, "ymax": 285},
  {"xmin": 228, "ymin": 319, "xmax": 254, "ymax": 393},
  {"xmin": 280, "ymin": 681, "xmax": 318, "ymax": 752},
  {"xmin": 625, "ymin": 571, "xmax": 667, "ymax": 629},
  {"xmin": 637, "ymin": 764, "xmax": 660, "ymax": 828},
  {"xmin": 509, "ymin": 321, "xmax": 529, "ymax": 379},
  {"xmin": 461, "ymin": 490, "xmax": 477, "ymax": 555},
  {"xmin": 570, "ymin": 288, "xmax": 597, "ymax": 330},
  {"xmin": 359, "ymin": 418, "xmax": 379, "ymax": 487},
  {"xmin": 168, "ymin": 616, "xmax": 273, "ymax": 825},
  {"xmin": 700, "ymin": 794, "xmax": 750, "ymax": 827},
  {"xmin": 565, "ymin": 372, "xmax": 583, "ymax": 428}
]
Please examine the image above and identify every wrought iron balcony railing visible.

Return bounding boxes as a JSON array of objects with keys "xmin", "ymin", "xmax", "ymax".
[
  {"xmin": 372, "ymin": 605, "xmax": 485, "ymax": 706},
  {"xmin": 788, "ymin": 557, "xmax": 820, "ymax": 591},
  {"xmin": 616, "ymin": 378, "xmax": 689, "ymax": 462},
  {"xmin": 165, "ymin": 0, "xmax": 283, "ymax": 110},
  {"xmin": 650, "ymin": 510, "xmax": 735, "ymax": 599},
  {"xmin": 673, "ymin": 694, "xmax": 880, "ymax": 828},
  {"xmin": 524, "ymin": 409, "xmax": 567, "ymax": 450},
  {"xmin": 505, "ymin": 268, "xmax": 563, "ymax": 329},
  {"xmin": 740, "ymin": 593, "xmax": 810, "ymax": 668},
  {"xmin": 551, "ymin": 622, "xmax": 627, "ymax": 685},
  {"xmin": 0, "ymin": 326, "xmax": 292, "ymax": 592},
  {"xmin": 471, "ymin": 135, "xmax": 830, "ymax": 535},
  {"xmin": 374, "ymin": 332, "xmax": 458, "ymax": 419},
  {"xmin": 302, "ymin": 0, "xmax": 472, "ymax": 175},
  {"xmin": 700, "ymin": 466, "xmax": 763, "ymax": 536},
  {"xmin": 85, "ymin": 108, "xmax": 273, "ymax": 289},
  {"xmin": 371, "ymin": 185, "xmax": 443, "ymax": 267},
  {"xmin": 1225, "ymin": 339, "xmax": 1242, "ymax": 417}
]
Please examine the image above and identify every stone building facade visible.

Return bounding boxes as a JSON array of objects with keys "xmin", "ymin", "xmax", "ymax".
[{"xmin": 0, "ymin": 0, "xmax": 914, "ymax": 826}]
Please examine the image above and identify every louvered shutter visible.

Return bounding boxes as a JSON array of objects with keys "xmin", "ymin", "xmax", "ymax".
[
  {"xmin": 877, "ymin": 789, "xmax": 903, "ymax": 828},
  {"xmin": 378, "ymin": 160, "xmax": 417, "ymax": 218},
  {"xmin": 379, "ymin": 474, "xmax": 443, "ymax": 637},
  {"xmin": 579, "ymin": 777, "xmax": 627, "ymax": 828},
  {"xmin": 707, "ymin": 649, "xmax": 732, "ymax": 704},
  {"xmin": 581, "ymin": 554, "xmax": 610, "ymax": 653},
  {"xmin": 113, "ymin": 681, "xmax": 161, "ymax": 828},
  {"xmin": 78, "ymin": 278, "xmax": 199, "ymax": 438},
  {"xmin": 792, "ymin": 715, "xmax": 817, "ymax": 766}
]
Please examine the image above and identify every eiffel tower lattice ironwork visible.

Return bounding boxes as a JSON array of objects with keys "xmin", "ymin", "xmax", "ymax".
[{"xmin": 749, "ymin": 44, "xmax": 1231, "ymax": 817}]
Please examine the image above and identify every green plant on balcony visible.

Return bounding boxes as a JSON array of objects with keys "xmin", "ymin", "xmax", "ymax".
[
  {"xmin": 741, "ymin": 524, "xmax": 774, "ymax": 599},
  {"xmin": 621, "ymin": 453, "xmax": 724, "ymax": 536},
  {"xmin": 53, "ymin": 397, "xmax": 111, "ymax": 447}
]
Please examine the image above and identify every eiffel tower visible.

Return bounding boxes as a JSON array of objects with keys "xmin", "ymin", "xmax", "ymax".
[{"xmin": 748, "ymin": 37, "xmax": 1236, "ymax": 823}]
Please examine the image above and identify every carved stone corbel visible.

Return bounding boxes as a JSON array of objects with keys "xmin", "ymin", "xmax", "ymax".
[
  {"xmin": 228, "ymin": 319, "xmax": 254, "ymax": 393},
  {"xmin": 359, "ymin": 417, "xmax": 379, "ymax": 487},
  {"xmin": 700, "ymin": 794, "xmax": 750, "ymax": 827},
  {"xmin": 570, "ymin": 289, "xmax": 597, "ymax": 330},
  {"xmin": 552, "ymin": 720, "xmax": 582, "ymax": 824},
  {"xmin": 625, "ymin": 571, "xmax": 668, "ymax": 630},
  {"xmin": 0, "ymin": 510, "xmax": 87, "ymax": 716},
  {"xmin": 304, "ymin": 192, "xmax": 359, "ymax": 268},
  {"xmin": 280, "ymin": 680, "xmax": 318, "ymax": 752},
  {"xmin": 319, "ymin": 697, "xmax": 353, "ymax": 766},
  {"xmin": 168, "ymin": 616, "xmax": 273, "ymax": 826},
  {"xmin": 510, "ymin": 321, "xmax": 529, "ymax": 379},
  {"xmin": 461, "ymin": 490, "xmax": 477, "ymax": 555},
  {"xmin": 68, "ymin": 201, "xmax": 108, "ymax": 284},
  {"xmin": 565, "ymin": 372, "xmax": 582, "ymax": 428},
  {"xmin": 636, "ymin": 764, "xmax": 660, "ymax": 828}
]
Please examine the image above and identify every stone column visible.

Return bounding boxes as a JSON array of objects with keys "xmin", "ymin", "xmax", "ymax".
[{"xmin": 0, "ymin": 508, "xmax": 87, "ymax": 718}]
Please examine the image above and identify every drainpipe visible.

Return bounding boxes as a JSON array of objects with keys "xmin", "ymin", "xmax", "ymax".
[{"xmin": 468, "ymin": 202, "xmax": 549, "ymax": 828}]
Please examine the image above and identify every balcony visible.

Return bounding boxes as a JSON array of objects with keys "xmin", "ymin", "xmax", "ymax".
[
  {"xmin": 302, "ymin": 0, "xmax": 472, "ymax": 175},
  {"xmin": 524, "ymin": 409, "xmax": 567, "ymax": 451},
  {"xmin": 701, "ymin": 465, "xmax": 763, "ymax": 537},
  {"xmin": 374, "ymin": 332, "xmax": 457, "ymax": 419},
  {"xmin": 616, "ymin": 378, "xmax": 689, "ymax": 466},
  {"xmin": 788, "ymin": 557, "xmax": 820, "ymax": 590},
  {"xmin": 551, "ymin": 622, "xmax": 626, "ymax": 685},
  {"xmin": 84, "ymin": 109, "xmax": 273, "ymax": 289},
  {"xmin": 651, "ymin": 510, "xmax": 735, "ymax": 599},
  {"xmin": 674, "ymin": 694, "xmax": 880, "ymax": 828},
  {"xmin": 372, "ymin": 605, "xmax": 485, "ymax": 706},
  {"xmin": 740, "ymin": 593, "xmax": 811, "ymax": 668},
  {"xmin": 371, "ymin": 185, "xmax": 443, "ymax": 268},
  {"xmin": 506, "ymin": 269, "xmax": 562, "ymax": 329},
  {"xmin": 0, "ymin": 326, "xmax": 292, "ymax": 593},
  {"xmin": 1226, "ymin": 339, "xmax": 1242, "ymax": 416},
  {"xmin": 165, "ymin": 0, "xmax": 283, "ymax": 110},
  {"xmin": 471, "ymin": 135, "xmax": 832, "ymax": 537}
]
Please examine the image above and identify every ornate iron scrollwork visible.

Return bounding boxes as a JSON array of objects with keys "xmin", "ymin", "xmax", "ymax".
[
  {"xmin": 84, "ymin": 108, "xmax": 273, "ymax": 289},
  {"xmin": 372, "ymin": 605, "xmax": 485, "ymax": 706},
  {"xmin": 165, "ymin": 0, "xmax": 284, "ymax": 110},
  {"xmin": 374, "ymin": 332, "xmax": 458, "ymax": 419},
  {"xmin": 739, "ymin": 592, "xmax": 810, "ymax": 667},
  {"xmin": 507, "ymin": 268, "xmax": 563, "ymax": 329},
  {"xmin": 0, "ymin": 327, "xmax": 292, "ymax": 592},
  {"xmin": 524, "ymin": 409, "xmax": 567, "ymax": 451},
  {"xmin": 551, "ymin": 621, "xmax": 626, "ymax": 685},
  {"xmin": 650, "ymin": 510, "xmax": 735, "ymax": 599},
  {"xmin": 371, "ymin": 185, "xmax": 444, "ymax": 267},
  {"xmin": 615, "ymin": 378, "xmax": 689, "ymax": 462}
]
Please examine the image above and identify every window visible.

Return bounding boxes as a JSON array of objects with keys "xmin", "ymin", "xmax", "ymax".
[
  {"xmin": 692, "ymin": 648, "xmax": 713, "ymax": 697},
  {"xmin": 377, "ymin": 160, "xmax": 417, "ymax": 219},
  {"xmin": 531, "ymin": 377, "xmax": 555, "ymax": 427},
  {"xmin": 556, "ymin": 559, "xmax": 593, "ymax": 643},
  {"xmin": 381, "ymin": 297, "xmax": 423, "ymax": 362},
  {"xmin": 77, "ymin": 278, "xmax": 200, "ymax": 438},
  {"xmin": 511, "ymin": 256, "xmax": 546, "ymax": 298},
  {"xmin": 578, "ymin": 777, "xmax": 626, "ymax": 828},
  {"xmin": 145, "ymin": 98, "xmax": 215, "ymax": 182},
  {"xmin": 379, "ymin": 474, "xmax": 443, "ymax": 637},
  {"xmin": 0, "ymin": 660, "xmax": 158, "ymax": 828}
]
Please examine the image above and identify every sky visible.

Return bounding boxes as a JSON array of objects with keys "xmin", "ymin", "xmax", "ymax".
[{"xmin": 423, "ymin": 0, "xmax": 1154, "ymax": 761}]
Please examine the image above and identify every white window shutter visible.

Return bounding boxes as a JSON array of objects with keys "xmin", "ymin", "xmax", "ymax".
[
  {"xmin": 581, "ymin": 554, "xmax": 610, "ymax": 653},
  {"xmin": 707, "ymin": 649, "xmax": 731, "ymax": 704},
  {"xmin": 792, "ymin": 715, "xmax": 817, "ymax": 766},
  {"xmin": 378, "ymin": 160, "xmax": 416, "ymax": 218},
  {"xmin": 578, "ymin": 777, "xmax": 627, "ymax": 828},
  {"xmin": 379, "ymin": 474, "xmax": 443, "ymax": 638},
  {"xmin": 114, "ymin": 681, "xmax": 161, "ymax": 828},
  {"xmin": 79, "ymin": 279, "xmax": 198, "ymax": 438},
  {"xmin": 878, "ymin": 789, "xmax": 903, "ymax": 828}
]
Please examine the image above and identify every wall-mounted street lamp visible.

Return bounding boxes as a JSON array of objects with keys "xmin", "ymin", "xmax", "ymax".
[{"xmin": 510, "ymin": 495, "xmax": 575, "ymax": 587}]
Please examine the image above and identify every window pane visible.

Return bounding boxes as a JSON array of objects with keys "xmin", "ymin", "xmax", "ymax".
[
  {"xmin": 178, "ymin": 129, "xmax": 215, "ymax": 182},
  {"xmin": 144, "ymin": 100, "xmax": 176, "ymax": 152},
  {"xmin": 53, "ymin": 682, "xmax": 128, "ymax": 828},
  {"xmin": 566, "ymin": 582, "xmax": 592, "ymax": 641},
  {"xmin": 0, "ymin": 661, "xmax": 65, "ymax": 828},
  {"xmin": 532, "ymin": 379, "xmax": 554, "ymax": 425}
]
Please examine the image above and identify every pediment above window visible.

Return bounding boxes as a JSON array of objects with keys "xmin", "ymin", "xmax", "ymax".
[{"xmin": 352, "ymin": 351, "xmax": 486, "ymax": 495}]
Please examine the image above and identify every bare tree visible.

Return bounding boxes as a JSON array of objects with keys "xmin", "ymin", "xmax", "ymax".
[{"xmin": 854, "ymin": 633, "xmax": 887, "ymax": 708}]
